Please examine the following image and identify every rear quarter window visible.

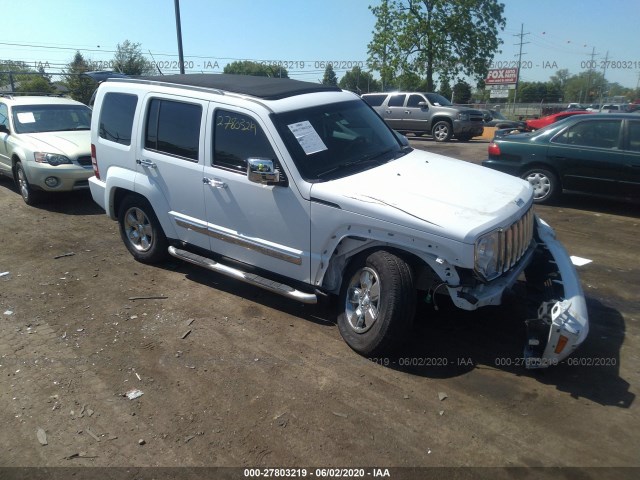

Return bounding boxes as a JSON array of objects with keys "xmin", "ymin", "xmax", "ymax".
[
  {"xmin": 361, "ymin": 94, "xmax": 387, "ymax": 107},
  {"xmin": 99, "ymin": 92, "xmax": 138, "ymax": 146}
]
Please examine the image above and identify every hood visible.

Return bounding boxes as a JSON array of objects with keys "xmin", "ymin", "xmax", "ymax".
[
  {"xmin": 456, "ymin": 106, "xmax": 484, "ymax": 115},
  {"xmin": 20, "ymin": 131, "xmax": 91, "ymax": 158},
  {"xmin": 433, "ymin": 105, "xmax": 483, "ymax": 116},
  {"xmin": 309, "ymin": 149, "xmax": 533, "ymax": 244}
]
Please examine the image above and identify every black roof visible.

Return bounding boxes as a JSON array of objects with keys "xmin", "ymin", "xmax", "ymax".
[{"xmin": 124, "ymin": 74, "xmax": 341, "ymax": 100}]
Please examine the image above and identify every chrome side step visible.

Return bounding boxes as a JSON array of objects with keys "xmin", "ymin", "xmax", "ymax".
[{"xmin": 168, "ymin": 246, "xmax": 317, "ymax": 304}]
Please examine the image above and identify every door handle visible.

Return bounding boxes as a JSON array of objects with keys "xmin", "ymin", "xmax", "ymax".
[
  {"xmin": 203, "ymin": 178, "xmax": 227, "ymax": 188},
  {"xmin": 385, "ymin": 110, "xmax": 392, "ymax": 114},
  {"xmin": 404, "ymin": 110, "xmax": 411, "ymax": 114},
  {"xmin": 136, "ymin": 159, "xmax": 157, "ymax": 169}
]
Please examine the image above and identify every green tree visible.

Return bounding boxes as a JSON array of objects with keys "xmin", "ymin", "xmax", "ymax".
[
  {"xmin": 368, "ymin": 0, "xmax": 506, "ymax": 91},
  {"xmin": 15, "ymin": 75, "xmax": 54, "ymax": 95},
  {"xmin": 112, "ymin": 40, "xmax": 154, "ymax": 75},
  {"xmin": 564, "ymin": 71, "xmax": 606, "ymax": 103},
  {"xmin": 438, "ymin": 78, "xmax": 452, "ymax": 100},
  {"xmin": 452, "ymin": 80, "xmax": 472, "ymax": 103},
  {"xmin": 0, "ymin": 60, "xmax": 34, "ymax": 90},
  {"xmin": 64, "ymin": 51, "xmax": 95, "ymax": 105},
  {"xmin": 367, "ymin": 0, "xmax": 403, "ymax": 90},
  {"xmin": 394, "ymin": 71, "xmax": 428, "ymax": 90},
  {"xmin": 549, "ymin": 69, "xmax": 570, "ymax": 94},
  {"xmin": 338, "ymin": 66, "xmax": 380, "ymax": 93},
  {"xmin": 223, "ymin": 60, "xmax": 289, "ymax": 78},
  {"xmin": 322, "ymin": 64, "xmax": 338, "ymax": 86}
]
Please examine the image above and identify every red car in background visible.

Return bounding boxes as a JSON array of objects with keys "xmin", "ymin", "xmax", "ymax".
[{"xmin": 525, "ymin": 110, "xmax": 592, "ymax": 131}]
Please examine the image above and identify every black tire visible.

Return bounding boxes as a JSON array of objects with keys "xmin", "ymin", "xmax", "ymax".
[
  {"xmin": 431, "ymin": 121, "xmax": 452, "ymax": 142},
  {"xmin": 337, "ymin": 250, "xmax": 415, "ymax": 357},
  {"xmin": 521, "ymin": 167, "xmax": 560, "ymax": 204},
  {"xmin": 117, "ymin": 194, "xmax": 168, "ymax": 264},
  {"xmin": 15, "ymin": 161, "xmax": 42, "ymax": 205}
]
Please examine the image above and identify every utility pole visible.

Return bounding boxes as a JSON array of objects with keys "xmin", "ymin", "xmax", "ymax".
[
  {"xmin": 174, "ymin": 0, "xmax": 185, "ymax": 74},
  {"xmin": 512, "ymin": 24, "xmax": 530, "ymax": 110},
  {"xmin": 599, "ymin": 51, "xmax": 609, "ymax": 107},
  {"xmin": 585, "ymin": 46, "xmax": 598, "ymax": 103}
]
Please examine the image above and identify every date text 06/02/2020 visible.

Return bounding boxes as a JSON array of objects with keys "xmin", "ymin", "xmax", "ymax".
[{"xmin": 243, "ymin": 468, "xmax": 392, "ymax": 477}]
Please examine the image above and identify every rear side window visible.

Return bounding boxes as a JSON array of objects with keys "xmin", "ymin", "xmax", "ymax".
[
  {"xmin": 213, "ymin": 109, "xmax": 276, "ymax": 173},
  {"xmin": 99, "ymin": 92, "xmax": 137, "ymax": 145},
  {"xmin": 362, "ymin": 94, "xmax": 387, "ymax": 107},
  {"xmin": 553, "ymin": 119, "xmax": 621, "ymax": 149},
  {"xmin": 145, "ymin": 98, "xmax": 201, "ymax": 161},
  {"xmin": 388, "ymin": 95, "xmax": 406, "ymax": 107}
]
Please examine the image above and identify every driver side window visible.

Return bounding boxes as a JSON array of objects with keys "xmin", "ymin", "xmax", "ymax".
[
  {"xmin": 212, "ymin": 109, "xmax": 278, "ymax": 174},
  {"xmin": 406, "ymin": 95, "xmax": 425, "ymax": 108}
]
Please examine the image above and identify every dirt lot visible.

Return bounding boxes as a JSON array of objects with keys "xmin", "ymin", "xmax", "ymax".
[{"xmin": 0, "ymin": 138, "xmax": 638, "ymax": 478}]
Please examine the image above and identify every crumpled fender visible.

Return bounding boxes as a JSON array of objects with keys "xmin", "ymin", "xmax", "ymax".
[{"xmin": 525, "ymin": 217, "xmax": 589, "ymax": 368}]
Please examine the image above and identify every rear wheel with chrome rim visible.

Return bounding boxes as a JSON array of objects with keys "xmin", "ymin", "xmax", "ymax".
[{"xmin": 118, "ymin": 194, "xmax": 168, "ymax": 263}]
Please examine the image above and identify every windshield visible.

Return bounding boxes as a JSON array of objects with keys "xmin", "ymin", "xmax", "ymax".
[
  {"xmin": 12, "ymin": 104, "xmax": 92, "ymax": 134},
  {"xmin": 273, "ymin": 100, "xmax": 406, "ymax": 181},
  {"xmin": 425, "ymin": 93, "xmax": 452, "ymax": 107}
]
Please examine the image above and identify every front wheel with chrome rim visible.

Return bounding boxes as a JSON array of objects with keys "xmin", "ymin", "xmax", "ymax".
[
  {"xmin": 431, "ymin": 121, "xmax": 452, "ymax": 142},
  {"xmin": 118, "ymin": 194, "xmax": 168, "ymax": 264},
  {"xmin": 338, "ymin": 250, "xmax": 415, "ymax": 356},
  {"xmin": 15, "ymin": 161, "xmax": 42, "ymax": 205},
  {"xmin": 521, "ymin": 167, "xmax": 559, "ymax": 204}
]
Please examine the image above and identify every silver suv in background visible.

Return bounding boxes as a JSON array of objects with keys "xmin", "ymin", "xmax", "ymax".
[
  {"xmin": 0, "ymin": 95, "xmax": 93, "ymax": 205},
  {"xmin": 362, "ymin": 92, "xmax": 484, "ymax": 142}
]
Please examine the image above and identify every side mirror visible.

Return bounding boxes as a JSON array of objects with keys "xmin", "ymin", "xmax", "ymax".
[
  {"xmin": 418, "ymin": 101, "xmax": 428, "ymax": 109},
  {"xmin": 0, "ymin": 124, "xmax": 9, "ymax": 134},
  {"xmin": 247, "ymin": 158, "xmax": 280, "ymax": 184}
]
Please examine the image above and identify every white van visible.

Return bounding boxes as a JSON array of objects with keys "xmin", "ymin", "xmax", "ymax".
[{"xmin": 88, "ymin": 74, "xmax": 588, "ymax": 366}]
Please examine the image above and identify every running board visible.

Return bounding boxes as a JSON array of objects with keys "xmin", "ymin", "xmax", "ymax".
[{"xmin": 168, "ymin": 246, "xmax": 317, "ymax": 304}]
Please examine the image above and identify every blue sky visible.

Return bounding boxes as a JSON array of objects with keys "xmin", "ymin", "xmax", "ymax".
[{"xmin": 1, "ymin": 0, "xmax": 639, "ymax": 89}]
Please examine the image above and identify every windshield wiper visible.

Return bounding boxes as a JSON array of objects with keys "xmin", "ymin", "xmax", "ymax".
[{"xmin": 316, "ymin": 148, "xmax": 398, "ymax": 179}]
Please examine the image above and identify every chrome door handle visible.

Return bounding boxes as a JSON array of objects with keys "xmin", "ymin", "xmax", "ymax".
[
  {"xmin": 136, "ymin": 159, "xmax": 157, "ymax": 168},
  {"xmin": 203, "ymin": 178, "xmax": 227, "ymax": 188}
]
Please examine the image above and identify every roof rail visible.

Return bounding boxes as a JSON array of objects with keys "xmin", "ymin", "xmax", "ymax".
[{"xmin": 0, "ymin": 92, "xmax": 66, "ymax": 97}]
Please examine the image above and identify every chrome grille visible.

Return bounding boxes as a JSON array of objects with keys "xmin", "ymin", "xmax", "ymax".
[{"xmin": 498, "ymin": 208, "xmax": 534, "ymax": 274}]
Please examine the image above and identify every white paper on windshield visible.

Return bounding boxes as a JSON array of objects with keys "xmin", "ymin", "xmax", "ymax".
[
  {"xmin": 17, "ymin": 112, "xmax": 36, "ymax": 124},
  {"xmin": 287, "ymin": 121, "xmax": 327, "ymax": 155}
]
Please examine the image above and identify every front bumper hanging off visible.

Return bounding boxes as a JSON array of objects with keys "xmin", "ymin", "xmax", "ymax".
[{"xmin": 523, "ymin": 217, "xmax": 589, "ymax": 368}]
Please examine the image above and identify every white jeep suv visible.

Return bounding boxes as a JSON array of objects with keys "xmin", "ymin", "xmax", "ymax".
[
  {"xmin": 88, "ymin": 74, "xmax": 588, "ymax": 367},
  {"xmin": 0, "ymin": 95, "xmax": 93, "ymax": 205}
]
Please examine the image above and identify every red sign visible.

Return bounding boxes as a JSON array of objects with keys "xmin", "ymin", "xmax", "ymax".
[{"xmin": 485, "ymin": 68, "xmax": 518, "ymax": 85}]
